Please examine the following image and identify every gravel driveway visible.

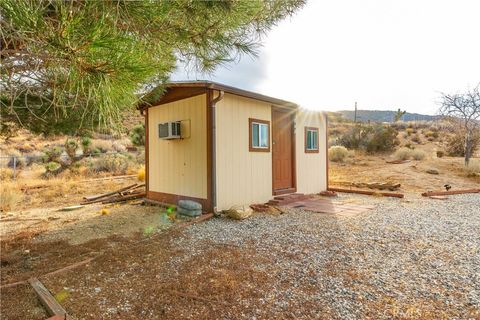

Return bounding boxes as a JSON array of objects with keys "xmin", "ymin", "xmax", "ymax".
[
  {"xmin": 175, "ymin": 194, "xmax": 480, "ymax": 319},
  {"xmin": 6, "ymin": 194, "xmax": 478, "ymax": 319}
]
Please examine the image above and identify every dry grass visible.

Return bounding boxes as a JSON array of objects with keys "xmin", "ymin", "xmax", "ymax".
[
  {"xmin": 328, "ymin": 146, "xmax": 349, "ymax": 162},
  {"xmin": 411, "ymin": 149, "xmax": 426, "ymax": 160},
  {"xmin": 0, "ymin": 184, "xmax": 23, "ymax": 212},
  {"xmin": 394, "ymin": 147, "xmax": 412, "ymax": 160},
  {"xmin": 137, "ymin": 165, "xmax": 145, "ymax": 181},
  {"xmin": 464, "ymin": 160, "xmax": 480, "ymax": 177}
]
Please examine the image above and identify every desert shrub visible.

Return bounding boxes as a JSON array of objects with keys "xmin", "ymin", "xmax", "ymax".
[
  {"xmin": 411, "ymin": 134, "xmax": 421, "ymax": 143},
  {"xmin": 65, "ymin": 138, "xmax": 79, "ymax": 159},
  {"xmin": 0, "ymin": 186, "xmax": 23, "ymax": 212},
  {"xmin": 404, "ymin": 143, "xmax": 413, "ymax": 149},
  {"xmin": 390, "ymin": 122, "xmax": 408, "ymax": 130},
  {"xmin": 436, "ymin": 150, "xmax": 445, "ymax": 158},
  {"xmin": 364, "ymin": 126, "xmax": 398, "ymax": 153},
  {"xmin": 93, "ymin": 154, "xmax": 131, "ymax": 175},
  {"xmin": 405, "ymin": 128, "xmax": 414, "ymax": 136},
  {"xmin": 92, "ymin": 140, "xmax": 113, "ymax": 153},
  {"xmin": 44, "ymin": 146, "xmax": 63, "ymax": 162},
  {"xmin": 328, "ymin": 146, "xmax": 349, "ymax": 162},
  {"xmin": 411, "ymin": 149, "xmax": 426, "ymax": 160},
  {"xmin": 464, "ymin": 160, "xmax": 480, "ymax": 177},
  {"xmin": 81, "ymin": 136, "xmax": 92, "ymax": 153},
  {"xmin": 338, "ymin": 124, "xmax": 398, "ymax": 153},
  {"xmin": 44, "ymin": 161, "xmax": 62, "ymax": 177},
  {"xmin": 425, "ymin": 131, "xmax": 438, "ymax": 139},
  {"xmin": 28, "ymin": 150, "xmax": 48, "ymax": 164},
  {"xmin": 446, "ymin": 131, "xmax": 480, "ymax": 157},
  {"xmin": 6, "ymin": 150, "xmax": 26, "ymax": 168},
  {"xmin": 129, "ymin": 123, "xmax": 145, "ymax": 146},
  {"xmin": 394, "ymin": 147, "xmax": 412, "ymax": 160},
  {"xmin": 112, "ymin": 141, "xmax": 127, "ymax": 153}
]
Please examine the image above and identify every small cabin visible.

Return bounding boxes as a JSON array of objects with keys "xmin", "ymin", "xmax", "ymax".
[{"xmin": 139, "ymin": 81, "xmax": 328, "ymax": 212}]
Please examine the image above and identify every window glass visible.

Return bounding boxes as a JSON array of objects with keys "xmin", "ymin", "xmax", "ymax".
[
  {"xmin": 252, "ymin": 123, "xmax": 260, "ymax": 147},
  {"xmin": 260, "ymin": 124, "xmax": 268, "ymax": 147},
  {"xmin": 306, "ymin": 128, "xmax": 319, "ymax": 151}
]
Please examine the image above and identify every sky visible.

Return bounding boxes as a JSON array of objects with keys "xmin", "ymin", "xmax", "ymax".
[{"xmin": 172, "ymin": 0, "xmax": 480, "ymax": 115}]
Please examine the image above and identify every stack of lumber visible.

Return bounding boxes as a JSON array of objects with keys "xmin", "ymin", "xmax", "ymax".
[{"xmin": 81, "ymin": 183, "xmax": 145, "ymax": 205}]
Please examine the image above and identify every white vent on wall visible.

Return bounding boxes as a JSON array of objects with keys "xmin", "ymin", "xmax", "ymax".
[{"xmin": 159, "ymin": 121, "xmax": 181, "ymax": 139}]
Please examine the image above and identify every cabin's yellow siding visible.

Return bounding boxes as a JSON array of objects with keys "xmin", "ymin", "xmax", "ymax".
[
  {"xmin": 215, "ymin": 93, "xmax": 272, "ymax": 210},
  {"xmin": 147, "ymin": 94, "xmax": 207, "ymax": 199},
  {"xmin": 295, "ymin": 109, "xmax": 328, "ymax": 194}
]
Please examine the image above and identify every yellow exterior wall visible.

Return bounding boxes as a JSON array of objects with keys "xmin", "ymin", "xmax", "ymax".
[
  {"xmin": 295, "ymin": 109, "xmax": 328, "ymax": 194},
  {"xmin": 147, "ymin": 94, "xmax": 207, "ymax": 199},
  {"xmin": 215, "ymin": 93, "xmax": 273, "ymax": 210}
]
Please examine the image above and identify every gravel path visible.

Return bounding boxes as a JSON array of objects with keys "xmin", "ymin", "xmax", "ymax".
[{"xmin": 174, "ymin": 194, "xmax": 480, "ymax": 319}]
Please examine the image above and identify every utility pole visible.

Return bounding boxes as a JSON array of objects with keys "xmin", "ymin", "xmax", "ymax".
[{"xmin": 354, "ymin": 101, "xmax": 357, "ymax": 123}]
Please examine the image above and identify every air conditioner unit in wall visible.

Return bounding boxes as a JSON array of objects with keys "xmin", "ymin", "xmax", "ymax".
[{"xmin": 159, "ymin": 121, "xmax": 181, "ymax": 139}]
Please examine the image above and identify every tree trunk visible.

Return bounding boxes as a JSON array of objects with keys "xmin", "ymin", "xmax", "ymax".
[{"xmin": 464, "ymin": 130, "xmax": 472, "ymax": 166}]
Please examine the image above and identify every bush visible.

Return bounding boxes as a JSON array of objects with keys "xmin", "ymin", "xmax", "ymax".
[
  {"xmin": 464, "ymin": 160, "xmax": 480, "ymax": 177},
  {"xmin": 406, "ymin": 128, "xmax": 414, "ymax": 136},
  {"xmin": 44, "ymin": 146, "xmax": 63, "ymax": 162},
  {"xmin": 6, "ymin": 150, "xmax": 26, "ymax": 168},
  {"xmin": 0, "ymin": 187, "xmax": 23, "ymax": 212},
  {"xmin": 112, "ymin": 141, "xmax": 127, "ymax": 153},
  {"xmin": 91, "ymin": 140, "xmax": 113, "ymax": 153},
  {"xmin": 364, "ymin": 126, "xmax": 399, "ymax": 153},
  {"xmin": 446, "ymin": 131, "xmax": 480, "ymax": 157},
  {"xmin": 394, "ymin": 147, "xmax": 412, "ymax": 160},
  {"xmin": 436, "ymin": 150, "xmax": 445, "ymax": 158},
  {"xmin": 81, "ymin": 136, "xmax": 92, "ymax": 153},
  {"xmin": 129, "ymin": 123, "xmax": 145, "ymax": 146},
  {"xmin": 65, "ymin": 138, "xmax": 79, "ymax": 159},
  {"xmin": 328, "ymin": 146, "xmax": 349, "ymax": 162},
  {"xmin": 338, "ymin": 124, "xmax": 398, "ymax": 153},
  {"xmin": 93, "ymin": 154, "xmax": 131, "ymax": 175},
  {"xmin": 411, "ymin": 134, "xmax": 421, "ymax": 143},
  {"xmin": 425, "ymin": 131, "xmax": 439, "ymax": 139},
  {"xmin": 44, "ymin": 161, "xmax": 62, "ymax": 176},
  {"xmin": 411, "ymin": 149, "xmax": 426, "ymax": 160}
]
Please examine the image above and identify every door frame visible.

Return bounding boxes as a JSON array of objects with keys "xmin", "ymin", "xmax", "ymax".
[{"xmin": 271, "ymin": 106, "xmax": 297, "ymax": 195}]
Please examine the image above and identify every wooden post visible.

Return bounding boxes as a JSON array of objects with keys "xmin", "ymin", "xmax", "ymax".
[{"xmin": 28, "ymin": 278, "xmax": 67, "ymax": 318}]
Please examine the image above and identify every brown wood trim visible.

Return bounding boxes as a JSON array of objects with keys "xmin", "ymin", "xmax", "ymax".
[
  {"xmin": 248, "ymin": 118, "xmax": 271, "ymax": 152},
  {"xmin": 146, "ymin": 87, "xmax": 207, "ymax": 108},
  {"xmin": 147, "ymin": 82, "xmax": 298, "ymax": 110},
  {"xmin": 147, "ymin": 191, "xmax": 210, "ymax": 212},
  {"xmin": 273, "ymin": 188, "xmax": 297, "ymax": 196},
  {"xmin": 325, "ymin": 114, "xmax": 329, "ymax": 190},
  {"xmin": 145, "ymin": 108, "xmax": 149, "ymax": 193},
  {"xmin": 271, "ymin": 107, "xmax": 297, "ymax": 195},
  {"xmin": 206, "ymin": 90, "xmax": 213, "ymax": 212},
  {"xmin": 305, "ymin": 126, "xmax": 320, "ymax": 153}
]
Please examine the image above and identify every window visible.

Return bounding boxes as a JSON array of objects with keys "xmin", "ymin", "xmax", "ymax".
[
  {"xmin": 305, "ymin": 127, "xmax": 319, "ymax": 153},
  {"xmin": 249, "ymin": 118, "xmax": 270, "ymax": 152}
]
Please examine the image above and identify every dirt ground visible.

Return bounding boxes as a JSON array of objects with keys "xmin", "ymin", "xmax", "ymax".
[{"xmin": 330, "ymin": 153, "xmax": 479, "ymax": 196}]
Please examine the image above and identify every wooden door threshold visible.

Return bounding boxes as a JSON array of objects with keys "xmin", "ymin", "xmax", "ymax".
[{"xmin": 273, "ymin": 188, "xmax": 297, "ymax": 196}]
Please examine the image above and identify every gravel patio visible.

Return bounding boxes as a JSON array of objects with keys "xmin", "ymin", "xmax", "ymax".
[{"xmin": 2, "ymin": 194, "xmax": 479, "ymax": 319}]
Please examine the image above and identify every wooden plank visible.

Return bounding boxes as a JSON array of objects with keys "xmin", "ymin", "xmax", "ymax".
[
  {"xmin": 328, "ymin": 187, "xmax": 404, "ymax": 198},
  {"xmin": 421, "ymin": 189, "xmax": 480, "ymax": 197},
  {"xmin": 101, "ymin": 192, "xmax": 146, "ymax": 204},
  {"xmin": 28, "ymin": 278, "xmax": 67, "ymax": 317},
  {"xmin": 83, "ymin": 183, "xmax": 138, "ymax": 201}
]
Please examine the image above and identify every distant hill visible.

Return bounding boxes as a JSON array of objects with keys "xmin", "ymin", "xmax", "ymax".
[{"xmin": 337, "ymin": 110, "xmax": 440, "ymax": 123}]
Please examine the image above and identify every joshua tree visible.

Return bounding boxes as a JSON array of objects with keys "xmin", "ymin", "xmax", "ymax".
[
  {"xmin": 394, "ymin": 108, "xmax": 406, "ymax": 122},
  {"xmin": 439, "ymin": 85, "xmax": 480, "ymax": 166}
]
